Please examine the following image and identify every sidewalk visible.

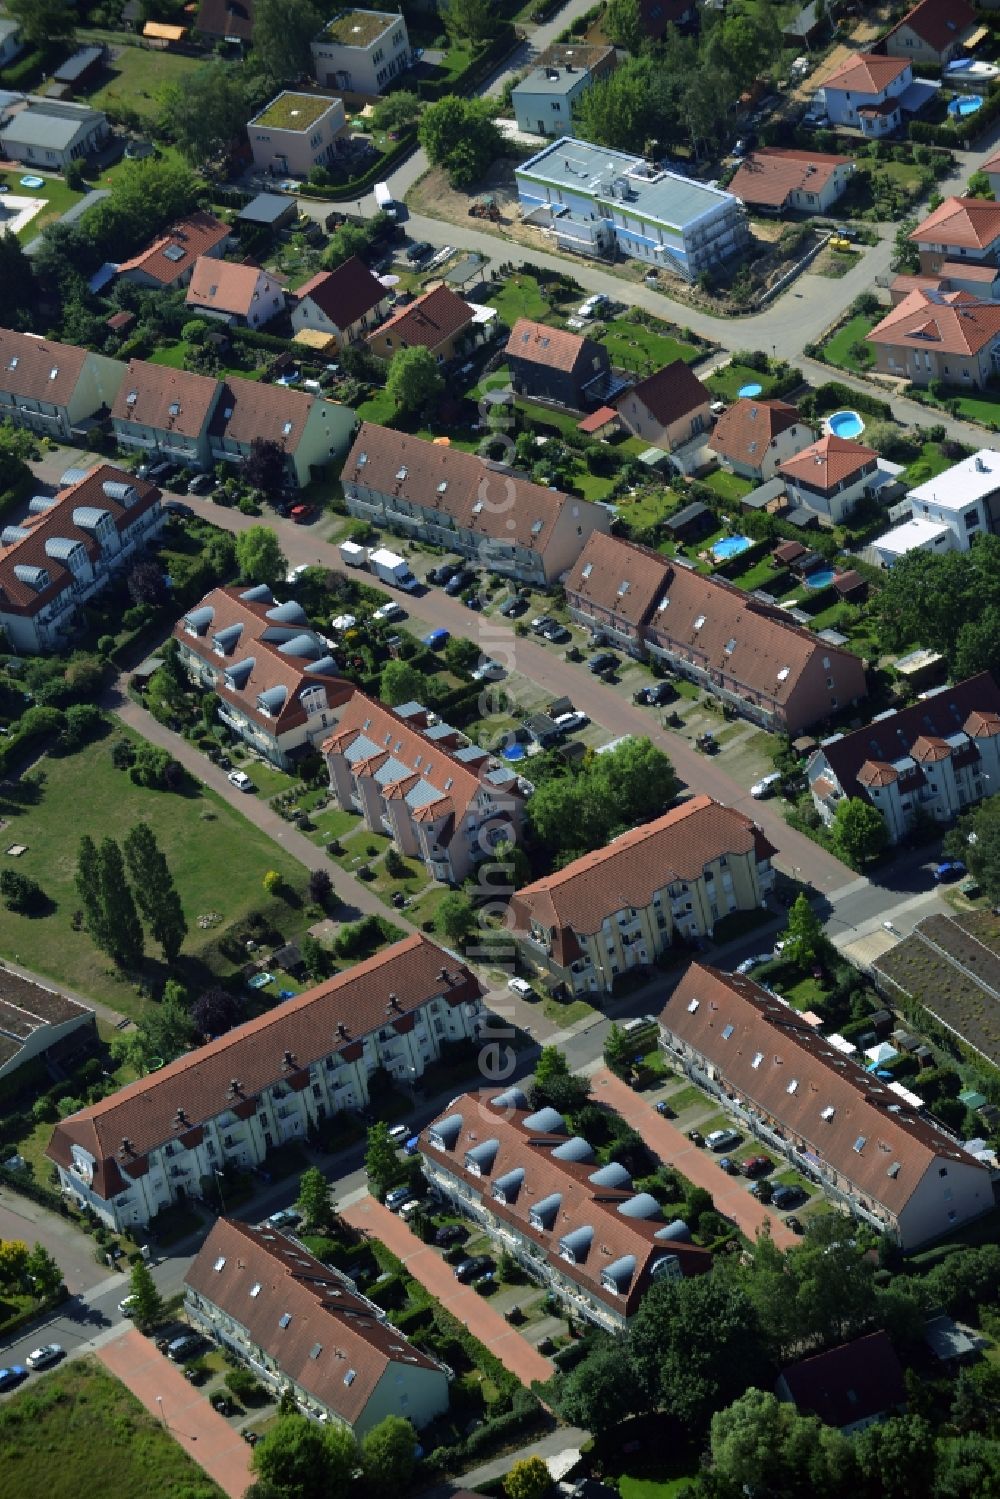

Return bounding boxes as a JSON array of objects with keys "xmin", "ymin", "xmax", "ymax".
[
  {"xmin": 98, "ymin": 1329, "xmax": 254, "ymax": 1499},
  {"xmin": 342, "ymin": 1195, "xmax": 555, "ymax": 1388},
  {"xmin": 590, "ymin": 1068, "xmax": 797, "ymax": 1250}
]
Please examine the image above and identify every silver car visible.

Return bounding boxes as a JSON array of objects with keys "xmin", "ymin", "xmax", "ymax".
[{"xmin": 26, "ymin": 1344, "xmax": 63, "ymax": 1370}]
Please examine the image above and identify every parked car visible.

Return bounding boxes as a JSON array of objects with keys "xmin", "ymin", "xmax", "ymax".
[
  {"xmin": 118, "ymin": 1296, "xmax": 137, "ymax": 1317},
  {"xmin": 163, "ymin": 500, "xmax": 194, "ymax": 518},
  {"xmin": 471, "ymin": 657, "xmax": 504, "ymax": 682},
  {"xmin": 771, "ymin": 1184, "xmax": 806, "ymax": 1211},
  {"xmin": 372, "ymin": 602, "xmax": 404, "ymax": 623},
  {"xmin": 718, "ymin": 1156, "xmax": 740, "ymax": 1175},
  {"xmin": 454, "ymin": 1253, "xmax": 492, "ymax": 1283},
  {"xmin": 530, "ymin": 614, "xmax": 556, "ymax": 636},
  {"xmin": 554, "ymin": 711, "xmax": 588, "ymax": 734},
  {"xmin": 266, "ymin": 1208, "xmax": 301, "ymax": 1230},
  {"xmin": 543, "ymin": 622, "xmax": 571, "ymax": 644},
  {"xmin": 290, "ymin": 503, "xmax": 316, "ymax": 524},
  {"xmin": 0, "ymin": 1365, "xmax": 27, "ymax": 1391},
  {"xmin": 405, "ymin": 240, "xmax": 433, "ymax": 263},
  {"xmin": 750, "ymin": 772, "xmax": 782, "ymax": 799},
  {"xmin": 25, "ymin": 1344, "xmax": 63, "ymax": 1370},
  {"xmin": 687, "ymin": 1129, "xmax": 705, "ymax": 1146},
  {"xmin": 423, "ymin": 628, "xmax": 450, "ymax": 649},
  {"xmin": 428, "ymin": 563, "xmax": 460, "ymax": 585},
  {"xmin": 166, "ymin": 1334, "xmax": 203, "ymax": 1363},
  {"xmin": 227, "ymin": 769, "xmax": 255, "ymax": 792},
  {"xmin": 187, "ymin": 473, "xmax": 215, "ymax": 495},
  {"xmin": 444, "ymin": 568, "xmax": 474, "ymax": 596},
  {"xmin": 785, "ymin": 1215, "xmax": 805, "ymax": 1234},
  {"xmin": 577, "ymin": 293, "xmax": 610, "ymax": 319},
  {"xmin": 388, "ymin": 1124, "xmax": 410, "ymax": 1143},
  {"xmin": 705, "ymin": 1128, "xmax": 743, "ymax": 1152},
  {"xmin": 735, "ymin": 954, "xmax": 770, "ymax": 975},
  {"xmin": 933, "ymin": 859, "xmax": 967, "ymax": 883},
  {"xmin": 588, "ymin": 651, "xmax": 619, "ymax": 674},
  {"xmin": 741, "ymin": 1155, "xmax": 772, "ymax": 1178},
  {"xmin": 434, "ymin": 1224, "xmax": 467, "ymax": 1247},
  {"xmin": 749, "ymin": 1180, "xmax": 773, "ymax": 1203},
  {"xmin": 508, "ymin": 976, "xmax": 534, "ymax": 997},
  {"xmin": 634, "ymin": 681, "xmax": 675, "ymax": 706},
  {"xmin": 385, "ymin": 1185, "xmax": 414, "ymax": 1211}
]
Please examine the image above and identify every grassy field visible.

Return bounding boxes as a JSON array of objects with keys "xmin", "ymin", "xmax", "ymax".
[
  {"xmin": 0, "ymin": 1359, "xmax": 224, "ymax": 1499},
  {"xmin": 82, "ymin": 43, "xmax": 208, "ymax": 126},
  {"xmin": 597, "ymin": 316, "xmax": 700, "ymax": 374},
  {"xmin": 940, "ymin": 389, "xmax": 1000, "ymax": 428},
  {"xmin": 0, "ymin": 727, "xmax": 303, "ymax": 1013},
  {"xmin": 822, "ymin": 314, "xmax": 877, "ymax": 374},
  {"xmin": 900, "ymin": 441, "xmax": 964, "ymax": 488},
  {"xmin": 0, "ymin": 170, "xmax": 83, "ymax": 242},
  {"xmin": 706, "ymin": 362, "xmax": 781, "ymax": 400},
  {"xmin": 356, "ymin": 386, "xmax": 397, "ymax": 425},
  {"xmin": 489, "ymin": 271, "xmax": 556, "ymax": 327},
  {"xmin": 702, "ymin": 468, "xmax": 753, "ymax": 501}
]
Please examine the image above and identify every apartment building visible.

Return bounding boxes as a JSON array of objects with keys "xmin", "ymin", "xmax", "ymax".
[
  {"xmin": 509, "ymin": 796, "xmax": 776, "ymax": 996},
  {"xmin": 422, "ymin": 1090, "xmax": 712, "ymax": 1331},
  {"xmin": 820, "ymin": 54, "xmax": 912, "ymax": 137},
  {"xmin": 292, "ymin": 256, "xmax": 393, "ymax": 350},
  {"xmin": 185, "ymin": 258, "xmax": 285, "ymax": 330},
  {"xmin": 186, "ymin": 1219, "xmax": 449, "ymax": 1434},
  {"xmin": 323, "ymin": 696, "xmax": 524, "ymax": 884},
  {"xmin": 0, "ymin": 465, "xmax": 163, "ymax": 654},
  {"xmin": 808, "ymin": 671, "xmax": 1000, "ymax": 843},
  {"xmin": 116, "ymin": 211, "xmax": 230, "ymax": 291},
  {"xmin": 248, "ymin": 92, "xmax": 347, "ymax": 178},
  {"xmin": 47, "ymin": 936, "xmax": 484, "ymax": 1231},
  {"xmin": 511, "ymin": 43, "xmax": 616, "ymax": 138},
  {"xmin": 874, "ymin": 448, "xmax": 1000, "ymax": 563},
  {"xmin": 176, "ymin": 585, "xmax": 355, "ymax": 768},
  {"xmin": 709, "ymin": 398, "xmax": 814, "ymax": 482},
  {"xmin": 660, "ymin": 963, "xmax": 994, "ymax": 1249},
  {"xmin": 778, "ymin": 435, "xmax": 880, "ymax": 524},
  {"xmin": 564, "ymin": 530, "xmax": 868, "ymax": 733},
  {"xmin": 310, "ymin": 9, "xmax": 412, "ymax": 96},
  {"xmin": 0, "ymin": 329, "xmax": 125, "ymax": 440},
  {"xmin": 340, "ymin": 423, "xmax": 611, "ymax": 585},
  {"xmin": 909, "ymin": 197, "xmax": 1000, "ymax": 274},
  {"xmin": 515, "ymin": 137, "xmax": 749, "ymax": 280},
  {"xmin": 866, "ymin": 287, "xmax": 1000, "ymax": 391}
]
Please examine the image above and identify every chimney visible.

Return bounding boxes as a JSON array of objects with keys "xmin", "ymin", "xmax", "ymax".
[
  {"xmin": 118, "ymin": 1137, "xmax": 134, "ymax": 1158},
  {"xmin": 173, "ymin": 1107, "xmax": 188, "ymax": 1129},
  {"xmin": 283, "ymin": 1049, "xmax": 296, "ymax": 1070},
  {"xmin": 337, "ymin": 1020, "xmax": 349, "ymax": 1037},
  {"xmin": 227, "ymin": 1077, "xmax": 242, "ymax": 1098},
  {"xmin": 388, "ymin": 991, "xmax": 400, "ymax": 1011}
]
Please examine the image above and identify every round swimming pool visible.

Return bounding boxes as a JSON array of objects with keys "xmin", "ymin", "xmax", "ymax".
[
  {"xmin": 502, "ymin": 742, "xmax": 526, "ymax": 762},
  {"xmin": 826, "ymin": 409, "xmax": 865, "ymax": 439},
  {"xmin": 805, "ymin": 569, "xmax": 837, "ymax": 590},
  {"xmin": 948, "ymin": 94, "xmax": 984, "ymax": 117},
  {"xmin": 737, "ymin": 382, "xmax": 763, "ymax": 399}
]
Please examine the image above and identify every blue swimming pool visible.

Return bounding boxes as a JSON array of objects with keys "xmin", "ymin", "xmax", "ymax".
[
  {"xmin": 805, "ymin": 569, "xmax": 836, "ymax": 590},
  {"xmin": 713, "ymin": 535, "xmax": 753, "ymax": 562},
  {"xmin": 827, "ymin": 409, "xmax": 865, "ymax": 439},
  {"xmin": 502, "ymin": 742, "xmax": 526, "ymax": 762},
  {"xmin": 737, "ymin": 382, "xmax": 763, "ymax": 399},
  {"xmin": 949, "ymin": 94, "xmax": 983, "ymax": 117}
]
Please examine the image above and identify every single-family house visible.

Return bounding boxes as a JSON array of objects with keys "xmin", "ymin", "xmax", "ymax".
[
  {"xmin": 511, "ymin": 43, "xmax": 616, "ymax": 138},
  {"xmin": 866, "ymin": 287, "xmax": 1000, "ymax": 389},
  {"xmin": 908, "ymin": 196, "xmax": 1000, "ymax": 275},
  {"xmin": 310, "ymin": 9, "xmax": 412, "ymax": 96},
  {"xmin": 291, "ymin": 256, "xmax": 393, "ymax": 349},
  {"xmin": 116, "ymin": 211, "xmax": 231, "ymax": 291},
  {"xmin": 186, "ymin": 1219, "xmax": 450, "ymax": 1434},
  {"xmin": 341, "ymin": 422, "xmax": 611, "ymax": 585},
  {"xmin": 185, "ymin": 257, "xmax": 285, "ymax": 329},
  {"xmin": 47, "ymin": 934, "xmax": 485, "ymax": 1231},
  {"xmin": 505, "ymin": 318, "xmax": 612, "ymax": 409},
  {"xmin": 659, "ymin": 963, "xmax": 994, "ymax": 1249},
  {"xmin": 208, "ymin": 377, "xmax": 355, "ymax": 488},
  {"xmin": 510, "ymin": 795, "xmax": 776, "ymax": 996},
  {"xmin": 776, "ymin": 1332, "xmax": 908, "ymax": 1433},
  {"xmin": 0, "ymin": 328, "xmax": 125, "ymax": 440},
  {"xmin": 807, "ymin": 670, "xmax": 1000, "ymax": 842},
  {"xmin": 0, "ymin": 96, "xmax": 110, "ymax": 169},
  {"xmin": 875, "ymin": 447, "xmax": 1000, "ymax": 566},
  {"xmin": 709, "ymin": 398, "xmax": 814, "ymax": 482},
  {"xmin": 195, "ymin": 0, "xmax": 255, "ymax": 43},
  {"xmin": 0, "ymin": 968, "xmax": 95, "ymax": 1082},
  {"xmin": 366, "ymin": 285, "xmax": 491, "ymax": 364},
  {"xmin": 248, "ymin": 92, "xmax": 347, "ymax": 178},
  {"xmin": 176, "ymin": 584, "xmax": 354, "ymax": 767},
  {"xmin": 983, "ymin": 146, "xmax": 1000, "ymax": 200},
  {"xmin": 323, "ymin": 695, "xmax": 524, "ymax": 884},
  {"xmin": 778, "ymin": 434, "xmax": 880, "ymax": 523},
  {"xmin": 615, "ymin": 361, "xmax": 712, "ymax": 459},
  {"xmin": 422, "ymin": 1090, "xmax": 712, "ymax": 1331},
  {"xmin": 0, "ymin": 464, "xmax": 164, "ymax": 654},
  {"xmin": 821, "ymin": 53, "xmax": 912, "ymax": 136},
  {"xmin": 727, "ymin": 148, "xmax": 854, "ymax": 215},
  {"xmin": 884, "ymin": 0, "xmax": 979, "ymax": 65}
]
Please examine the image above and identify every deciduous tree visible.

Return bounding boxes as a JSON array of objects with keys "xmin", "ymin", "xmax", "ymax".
[
  {"xmin": 242, "ymin": 438, "xmax": 288, "ymax": 502},
  {"xmin": 782, "ymin": 893, "xmax": 825, "ymax": 969},
  {"xmin": 252, "ymin": 0, "xmax": 323, "ymax": 86},
  {"xmin": 297, "ymin": 1166, "xmax": 336, "ymax": 1233},
  {"xmin": 418, "ymin": 96, "xmax": 502, "ymax": 187},
  {"xmin": 0, "ymin": 1239, "xmax": 29, "ymax": 1288},
  {"xmin": 160, "ymin": 63, "xmax": 250, "ymax": 166},
  {"xmin": 251, "ymin": 1414, "xmax": 358, "ymax": 1499},
  {"xmin": 365, "ymin": 1121, "xmax": 402, "ymax": 1195},
  {"xmin": 602, "ymin": 0, "xmax": 644, "ymax": 52},
  {"xmin": 554, "ymin": 1337, "xmax": 636, "ymax": 1435},
  {"xmin": 25, "ymin": 1242, "xmax": 63, "ymax": 1299},
  {"xmin": 380, "ymin": 659, "xmax": 425, "ymax": 707},
  {"xmin": 6, "ymin": 0, "xmax": 75, "ymax": 47},
  {"xmin": 0, "ymin": 235, "xmax": 38, "ymax": 332},
  {"xmin": 192, "ymin": 986, "xmax": 242, "ymax": 1039},
  {"xmin": 435, "ymin": 890, "xmax": 477, "ymax": 948},
  {"xmin": 830, "ymin": 796, "xmax": 888, "ymax": 868},
  {"xmin": 361, "ymin": 1414, "xmax": 417, "ymax": 1495},
  {"xmin": 371, "ymin": 91, "xmax": 421, "ymax": 133},
  {"xmin": 235, "ymin": 525, "xmax": 287, "ymax": 587},
  {"xmin": 385, "ymin": 345, "xmax": 445, "ymax": 417},
  {"xmin": 442, "ymin": 0, "xmax": 494, "ymax": 45}
]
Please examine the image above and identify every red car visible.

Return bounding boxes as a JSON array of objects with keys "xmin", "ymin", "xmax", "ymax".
[
  {"xmin": 741, "ymin": 1155, "xmax": 772, "ymax": 1178},
  {"xmin": 290, "ymin": 503, "xmax": 316, "ymax": 524}
]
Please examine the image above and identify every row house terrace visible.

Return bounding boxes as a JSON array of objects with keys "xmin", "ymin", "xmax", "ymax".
[{"xmin": 46, "ymin": 936, "xmax": 484, "ymax": 1231}]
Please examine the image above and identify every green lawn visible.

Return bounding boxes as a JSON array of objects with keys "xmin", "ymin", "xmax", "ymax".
[
  {"xmin": 356, "ymin": 386, "xmax": 397, "ymax": 425},
  {"xmin": 597, "ymin": 316, "xmax": 700, "ymax": 375},
  {"xmin": 0, "ymin": 170, "xmax": 83, "ymax": 242},
  {"xmin": 707, "ymin": 362, "xmax": 780, "ymax": 400},
  {"xmin": 489, "ymin": 272, "xmax": 555, "ymax": 327},
  {"xmin": 82, "ymin": 42, "xmax": 208, "ymax": 126},
  {"xmin": 822, "ymin": 314, "xmax": 877, "ymax": 374},
  {"xmin": 148, "ymin": 341, "xmax": 263, "ymax": 382},
  {"xmin": 0, "ymin": 728, "xmax": 303, "ymax": 1014},
  {"xmin": 941, "ymin": 389, "xmax": 1000, "ymax": 428},
  {"xmin": 900, "ymin": 441, "xmax": 965, "ymax": 488},
  {"xmin": 702, "ymin": 468, "xmax": 753, "ymax": 501},
  {"xmin": 730, "ymin": 555, "xmax": 783, "ymax": 591},
  {"xmin": 0, "ymin": 1358, "xmax": 225, "ymax": 1499}
]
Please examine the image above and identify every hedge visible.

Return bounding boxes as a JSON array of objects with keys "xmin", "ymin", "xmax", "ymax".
[
  {"xmin": 416, "ymin": 25, "xmax": 516, "ymax": 102},
  {"xmin": 804, "ymin": 381, "xmax": 892, "ymax": 420},
  {"xmin": 0, "ymin": 1163, "xmax": 68, "ymax": 1214},
  {"xmin": 298, "ymin": 129, "xmax": 418, "ymax": 201},
  {"xmin": 0, "ymin": 47, "xmax": 49, "ymax": 90},
  {"xmin": 423, "ymin": 1391, "xmax": 543, "ymax": 1477}
]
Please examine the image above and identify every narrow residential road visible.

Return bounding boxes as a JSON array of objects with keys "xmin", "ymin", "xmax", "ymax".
[
  {"xmin": 342, "ymin": 1194, "xmax": 556, "ymax": 1387},
  {"xmin": 180, "ymin": 497, "xmax": 853, "ymax": 897}
]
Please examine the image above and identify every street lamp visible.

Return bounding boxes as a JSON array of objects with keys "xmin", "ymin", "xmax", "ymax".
[
  {"xmin": 214, "ymin": 1168, "xmax": 226, "ymax": 1216},
  {"xmin": 156, "ymin": 1395, "xmax": 165, "ymax": 1427}
]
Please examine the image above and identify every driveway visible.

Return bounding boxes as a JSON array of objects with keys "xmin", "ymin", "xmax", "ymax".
[
  {"xmin": 98, "ymin": 1329, "xmax": 254, "ymax": 1499},
  {"xmin": 0, "ymin": 1192, "xmax": 116, "ymax": 1296},
  {"xmin": 591, "ymin": 1068, "xmax": 798, "ymax": 1249},
  {"xmin": 342, "ymin": 1195, "xmax": 555, "ymax": 1387}
]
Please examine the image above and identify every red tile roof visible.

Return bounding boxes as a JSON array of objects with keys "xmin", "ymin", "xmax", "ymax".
[
  {"xmin": 424, "ymin": 1091, "xmax": 712, "ymax": 1318},
  {"xmin": 294, "ymin": 255, "xmax": 389, "ymax": 330},
  {"xmin": 208, "ymin": 376, "xmax": 318, "ymax": 455},
  {"xmin": 824, "ymin": 52, "xmax": 910, "ymax": 94},
  {"xmin": 779, "ymin": 434, "xmax": 877, "ymax": 492},
  {"xmin": 577, "ymin": 404, "xmax": 619, "ymax": 434},
  {"xmin": 46, "ymin": 936, "xmax": 482, "ymax": 1202},
  {"xmin": 565, "ymin": 529, "xmax": 670, "ymax": 631},
  {"xmin": 505, "ymin": 317, "xmax": 591, "ymax": 373},
  {"xmin": 778, "ymin": 1331, "xmax": 907, "ymax": 1428},
  {"xmin": 116, "ymin": 211, "xmax": 229, "ymax": 287},
  {"xmin": 0, "ymin": 464, "xmax": 160, "ymax": 616},
  {"xmin": 618, "ymin": 360, "xmax": 711, "ymax": 432},
  {"xmin": 910, "ymin": 196, "xmax": 1000, "ymax": 251},
  {"xmin": 888, "ymin": 0, "xmax": 976, "ymax": 54},
  {"xmin": 709, "ymin": 398, "xmax": 809, "ymax": 469},
  {"xmin": 186, "ymin": 257, "xmax": 275, "ymax": 318},
  {"xmin": 111, "ymin": 358, "xmax": 219, "ymax": 439},
  {"xmin": 0, "ymin": 327, "xmax": 93, "ymax": 409},
  {"xmin": 867, "ymin": 288, "xmax": 1000, "ymax": 358},
  {"xmin": 728, "ymin": 148, "xmax": 852, "ymax": 210},
  {"xmin": 661, "ymin": 963, "xmax": 986, "ymax": 1218},
  {"xmin": 195, "ymin": 0, "xmax": 254, "ymax": 41},
  {"xmin": 367, "ymin": 285, "xmax": 473, "ymax": 354},
  {"xmin": 186, "ymin": 1218, "xmax": 446, "ymax": 1426},
  {"xmin": 510, "ymin": 795, "xmax": 775, "ymax": 958}
]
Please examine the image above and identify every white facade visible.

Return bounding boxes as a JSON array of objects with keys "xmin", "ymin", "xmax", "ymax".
[
  {"xmin": 311, "ymin": 9, "xmax": 411, "ymax": 96},
  {"xmin": 822, "ymin": 62, "xmax": 912, "ymax": 135}
]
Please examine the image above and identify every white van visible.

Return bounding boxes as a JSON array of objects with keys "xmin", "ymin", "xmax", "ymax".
[
  {"xmin": 373, "ymin": 181, "xmax": 398, "ymax": 218},
  {"xmin": 399, "ymin": 1198, "xmax": 422, "ymax": 1221}
]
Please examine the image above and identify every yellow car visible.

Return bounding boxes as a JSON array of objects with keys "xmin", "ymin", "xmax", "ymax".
[{"xmin": 830, "ymin": 236, "xmax": 853, "ymax": 252}]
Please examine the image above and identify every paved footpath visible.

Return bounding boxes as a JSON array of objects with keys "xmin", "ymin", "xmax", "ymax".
[
  {"xmin": 342, "ymin": 1195, "xmax": 555, "ymax": 1388},
  {"xmin": 98, "ymin": 1329, "xmax": 254, "ymax": 1499},
  {"xmin": 590, "ymin": 1068, "xmax": 797, "ymax": 1250}
]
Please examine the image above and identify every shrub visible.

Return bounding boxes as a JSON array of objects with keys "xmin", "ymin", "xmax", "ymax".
[{"xmin": 225, "ymin": 1367, "xmax": 264, "ymax": 1401}]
